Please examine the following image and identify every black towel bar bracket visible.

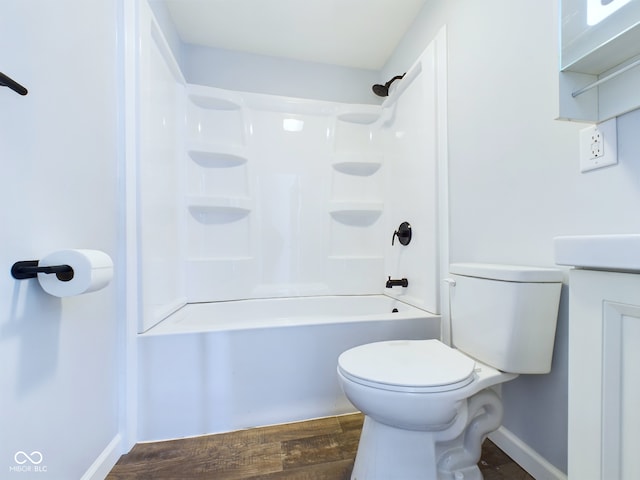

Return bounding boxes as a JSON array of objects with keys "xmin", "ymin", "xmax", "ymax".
[
  {"xmin": 0, "ymin": 71, "xmax": 28, "ymax": 96},
  {"xmin": 11, "ymin": 261, "xmax": 74, "ymax": 282}
]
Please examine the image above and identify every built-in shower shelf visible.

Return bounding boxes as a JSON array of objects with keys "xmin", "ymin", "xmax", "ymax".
[
  {"xmin": 188, "ymin": 144, "xmax": 248, "ymax": 168},
  {"xmin": 187, "ymin": 195, "xmax": 251, "ymax": 223},
  {"xmin": 187, "ymin": 85, "xmax": 243, "ymax": 110},
  {"xmin": 333, "ymin": 154, "xmax": 382, "ymax": 176},
  {"xmin": 329, "ymin": 202, "xmax": 383, "ymax": 226},
  {"xmin": 336, "ymin": 109, "xmax": 382, "ymax": 125},
  {"xmin": 188, "ymin": 94, "xmax": 242, "ymax": 110}
]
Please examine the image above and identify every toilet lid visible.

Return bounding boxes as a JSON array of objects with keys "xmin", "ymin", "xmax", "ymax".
[{"xmin": 338, "ymin": 339, "xmax": 476, "ymax": 393}]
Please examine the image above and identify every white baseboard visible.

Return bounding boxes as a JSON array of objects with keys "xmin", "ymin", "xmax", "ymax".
[
  {"xmin": 489, "ymin": 427, "xmax": 567, "ymax": 480},
  {"xmin": 80, "ymin": 434, "xmax": 123, "ymax": 480}
]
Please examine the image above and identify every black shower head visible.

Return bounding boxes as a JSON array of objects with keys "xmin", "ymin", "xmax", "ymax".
[
  {"xmin": 372, "ymin": 83, "xmax": 389, "ymax": 97},
  {"xmin": 371, "ymin": 73, "xmax": 406, "ymax": 97}
]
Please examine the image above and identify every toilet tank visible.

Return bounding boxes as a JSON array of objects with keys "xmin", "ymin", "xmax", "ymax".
[{"xmin": 448, "ymin": 263, "xmax": 563, "ymax": 374}]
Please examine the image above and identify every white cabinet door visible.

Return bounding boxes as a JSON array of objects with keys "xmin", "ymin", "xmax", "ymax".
[{"xmin": 569, "ymin": 269, "xmax": 640, "ymax": 479}]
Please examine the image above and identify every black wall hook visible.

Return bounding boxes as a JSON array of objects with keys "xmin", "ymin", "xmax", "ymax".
[
  {"xmin": 11, "ymin": 260, "xmax": 74, "ymax": 281},
  {"xmin": 0, "ymin": 71, "xmax": 28, "ymax": 96}
]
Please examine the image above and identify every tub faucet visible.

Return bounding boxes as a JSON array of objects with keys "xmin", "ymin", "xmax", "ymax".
[{"xmin": 386, "ymin": 276, "xmax": 408, "ymax": 288}]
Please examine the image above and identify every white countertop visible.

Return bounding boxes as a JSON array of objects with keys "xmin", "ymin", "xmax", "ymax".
[{"xmin": 554, "ymin": 234, "xmax": 640, "ymax": 272}]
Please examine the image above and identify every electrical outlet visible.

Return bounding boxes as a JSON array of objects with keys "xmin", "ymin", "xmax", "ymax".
[
  {"xmin": 580, "ymin": 118, "xmax": 617, "ymax": 173},
  {"xmin": 590, "ymin": 130, "xmax": 602, "ymax": 158}
]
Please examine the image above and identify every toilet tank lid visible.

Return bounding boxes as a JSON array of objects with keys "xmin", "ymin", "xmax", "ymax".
[{"xmin": 449, "ymin": 263, "xmax": 563, "ymax": 283}]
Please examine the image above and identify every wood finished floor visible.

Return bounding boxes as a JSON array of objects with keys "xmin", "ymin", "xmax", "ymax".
[{"xmin": 107, "ymin": 414, "xmax": 534, "ymax": 480}]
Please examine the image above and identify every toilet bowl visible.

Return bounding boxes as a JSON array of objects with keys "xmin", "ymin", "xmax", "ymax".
[
  {"xmin": 338, "ymin": 340, "xmax": 517, "ymax": 480},
  {"xmin": 337, "ymin": 263, "xmax": 563, "ymax": 480}
]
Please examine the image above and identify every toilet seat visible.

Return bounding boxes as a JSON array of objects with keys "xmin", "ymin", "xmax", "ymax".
[{"xmin": 338, "ymin": 339, "xmax": 476, "ymax": 393}]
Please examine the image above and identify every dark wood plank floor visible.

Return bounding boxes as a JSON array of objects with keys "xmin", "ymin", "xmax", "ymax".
[{"xmin": 107, "ymin": 414, "xmax": 534, "ymax": 479}]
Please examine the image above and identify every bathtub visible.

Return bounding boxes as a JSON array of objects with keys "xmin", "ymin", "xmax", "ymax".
[{"xmin": 138, "ymin": 295, "xmax": 440, "ymax": 441}]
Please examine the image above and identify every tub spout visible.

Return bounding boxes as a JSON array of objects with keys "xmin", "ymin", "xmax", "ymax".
[{"xmin": 386, "ymin": 276, "xmax": 408, "ymax": 288}]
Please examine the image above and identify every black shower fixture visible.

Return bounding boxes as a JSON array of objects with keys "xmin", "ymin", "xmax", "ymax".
[
  {"xmin": 372, "ymin": 73, "xmax": 406, "ymax": 97},
  {"xmin": 392, "ymin": 221, "xmax": 412, "ymax": 246}
]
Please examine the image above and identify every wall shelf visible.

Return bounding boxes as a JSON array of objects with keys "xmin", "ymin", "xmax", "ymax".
[
  {"xmin": 336, "ymin": 111, "xmax": 381, "ymax": 125},
  {"xmin": 188, "ymin": 144, "xmax": 248, "ymax": 168},
  {"xmin": 329, "ymin": 202, "xmax": 383, "ymax": 226},
  {"xmin": 187, "ymin": 195, "xmax": 251, "ymax": 223},
  {"xmin": 333, "ymin": 153, "xmax": 382, "ymax": 176},
  {"xmin": 187, "ymin": 85, "xmax": 243, "ymax": 110},
  {"xmin": 559, "ymin": 1, "xmax": 640, "ymax": 121}
]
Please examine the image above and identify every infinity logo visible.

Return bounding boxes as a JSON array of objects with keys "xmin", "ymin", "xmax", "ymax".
[{"xmin": 14, "ymin": 451, "xmax": 43, "ymax": 465}]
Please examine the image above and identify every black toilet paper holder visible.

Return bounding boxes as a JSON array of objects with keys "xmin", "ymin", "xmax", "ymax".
[{"xmin": 11, "ymin": 260, "xmax": 74, "ymax": 281}]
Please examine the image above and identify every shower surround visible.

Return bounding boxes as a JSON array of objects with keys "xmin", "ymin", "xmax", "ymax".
[
  {"xmin": 135, "ymin": 2, "xmax": 447, "ymax": 441},
  {"xmin": 138, "ymin": 13, "xmax": 443, "ymax": 332},
  {"xmin": 183, "ymin": 85, "xmax": 389, "ymax": 304}
]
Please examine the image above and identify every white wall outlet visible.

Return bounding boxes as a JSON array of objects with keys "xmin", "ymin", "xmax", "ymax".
[{"xmin": 579, "ymin": 117, "xmax": 617, "ymax": 173}]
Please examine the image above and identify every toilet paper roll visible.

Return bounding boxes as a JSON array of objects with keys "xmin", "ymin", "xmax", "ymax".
[{"xmin": 37, "ymin": 249, "xmax": 113, "ymax": 297}]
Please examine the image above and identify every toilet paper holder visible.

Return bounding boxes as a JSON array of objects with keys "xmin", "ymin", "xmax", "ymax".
[{"xmin": 11, "ymin": 260, "xmax": 74, "ymax": 282}]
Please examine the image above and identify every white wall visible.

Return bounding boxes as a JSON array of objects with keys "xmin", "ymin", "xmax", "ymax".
[
  {"xmin": 0, "ymin": 2, "xmax": 123, "ymax": 479},
  {"xmin": 385, "ymin": 0, "xmax": 640, "ymax": 473},
  {"xmin": 183, "ymin": 45, "xmax": 381, "ymax": 105},
  {"xmin": 148, "ymin": 1, "xmax": 381, "ymax": 106}
]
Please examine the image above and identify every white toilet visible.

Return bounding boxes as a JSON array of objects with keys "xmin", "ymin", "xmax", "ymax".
[{"xmin": 337, "ymin": 263, "xmax": 563, "ymax": 480}]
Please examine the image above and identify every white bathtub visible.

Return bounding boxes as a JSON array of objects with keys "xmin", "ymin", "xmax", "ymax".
[{"xmin": 138, "ymin": 295, "xmax": 440, "ymax": 441}]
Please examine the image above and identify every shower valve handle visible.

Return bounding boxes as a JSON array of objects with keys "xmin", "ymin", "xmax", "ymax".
[{"xmin": 392, "ymin": 222, "xmax": 412, "ymax": 246}]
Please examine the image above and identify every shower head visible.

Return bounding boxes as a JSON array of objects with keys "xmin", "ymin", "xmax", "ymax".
[
  {"xmin": 372, "ymin": 82, "xmax": 391, "ymax": 97},
  {"xmin": 372, "ymin": 83, "xmax": 389, "ymax": 97},
  {"xmin": 371, "ymin": 73, "xmax": 406, "ymax": 97}
]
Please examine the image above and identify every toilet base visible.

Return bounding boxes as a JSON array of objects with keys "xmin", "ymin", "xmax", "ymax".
[
  {"xmin": 350, "ymin": 389, "xmax": 503, "ymax": 480},
  {"xmin": 351, "ymin": 416, "xmax": 441, "ymax": 480}
]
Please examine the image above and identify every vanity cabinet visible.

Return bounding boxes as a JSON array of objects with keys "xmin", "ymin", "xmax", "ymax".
[{"xmin": 568, "ymin": 268, "xmax": 640, "ymax": 479}]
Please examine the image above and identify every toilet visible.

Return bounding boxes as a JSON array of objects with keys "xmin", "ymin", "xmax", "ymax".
[{"xmin": 337, "ymin": 263, "xmax": 563, "ymax": 480}]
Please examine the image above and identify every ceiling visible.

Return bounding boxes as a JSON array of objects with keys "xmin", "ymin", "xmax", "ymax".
[{"xmin": 161, "ymin": 0, "xmax": 427, "ymax": 70}]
